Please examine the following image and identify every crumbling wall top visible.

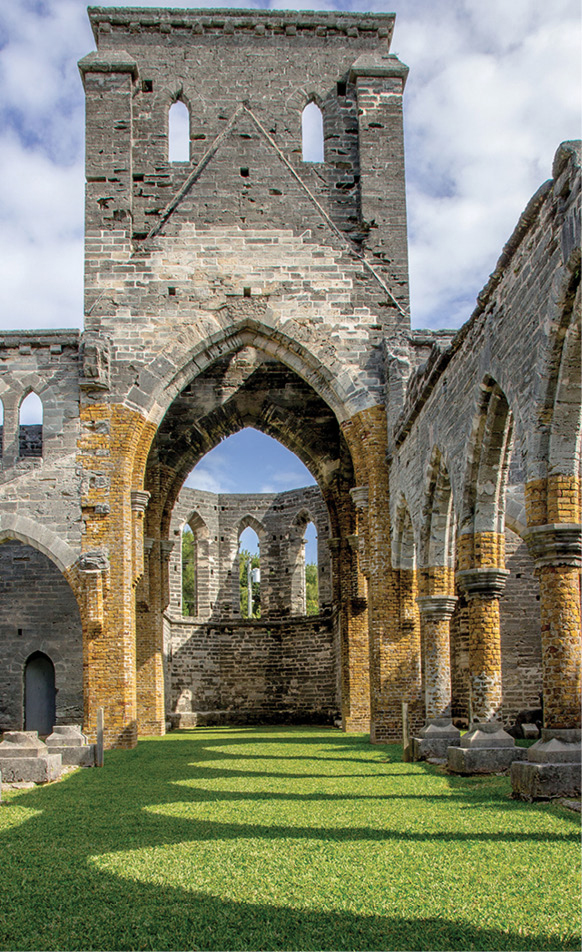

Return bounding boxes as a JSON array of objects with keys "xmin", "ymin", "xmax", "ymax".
[{"xmin": 88, "ymin": 6, "xmax": 395, "ymax": 46}]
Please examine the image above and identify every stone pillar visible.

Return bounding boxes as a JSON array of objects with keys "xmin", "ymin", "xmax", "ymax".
[
  {"xmin": 448, "ymin": 567, "xmax": 526, "ymax": 774},
  {"xmin": 525, "ymin": 524, "xmax": 581, "ymax": 729},
  {"xmin": 413, "ymin": 596, "xmax": 460, "ymax": 760},
  {"xmin": 417, "ymin": 595, "xmax": 457, "ymax": 719},
  {"xmin": 455, "ymin": 567, "xmax": 509, "ymax": 723},
  {"xmin": 511, "ymin": 523, "xmax": 581, "ymax": 799},
  {"xmin": 398, "ymin": 566, "xmax": 423, "ymax": 736},
  {"xmin": 331, "ymin": 512, "xmax": 370, "ymax": 733},
  {"xmin": 136, "ymin": 536, "xmax": 171, "ymax": 738},
  {"xmin": 131, "ymin": 490, "xmax": 150, "ymax": 585}
]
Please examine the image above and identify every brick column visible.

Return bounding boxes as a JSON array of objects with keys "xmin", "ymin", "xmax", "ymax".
[
  {"xmin": 456, "ymin": 568, "xmax": 509, "ymax": 723},
  {"xmin": 331, "ymin": 497, "xmax": 370, "ymax": 733},
  {"xmin": 525, "ymin": 524, "xmax": 581, "ymax": 729},
  {"xmin": 131, "ymin": 491, "xmax": 150, "ymax": 585},
  {"xmin": 398, "ymin": 567, "xmax": 423, "ymax": 735},
  {"xmin": 416, "ymin": 596, "xmax": 457, "ymax": 719}
]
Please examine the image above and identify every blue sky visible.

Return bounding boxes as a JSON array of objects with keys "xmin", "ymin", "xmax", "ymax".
[{"xmin": 0, "ymin": 0, "xmax": 579, "ymax": 522}]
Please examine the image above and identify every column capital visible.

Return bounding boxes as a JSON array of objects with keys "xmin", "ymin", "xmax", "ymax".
[
  {"xmin": 350, "ymin": 486, "xmax": 369, "ymax": 510},
  {"xmin": 525, "ymin": 523, "xmax": 582, "ymax": 569},
  {"xmin": 456, "ymin": 567, "xmax": 509, "ymax": 599},
  {"xmin": 327, "ymin": 537, "xmax": 341, "ymax": 555},
  {"xmin": 160, "ymin": 540, "xmax": 175, "ymax": 561},
  {"xmin": 131, "ymin": 490, "xmax": 150, "ymax": 513},
  {"xmin": 416, "ymin": 595, "xmax": 458, "ymax": 619},
  {"xmin": 77, "ymin": 549, "xmax": 109, "ymax": 575},
  {"xmin": 346, "ymin": 533, "xmax": 360, "ymax": 551}
]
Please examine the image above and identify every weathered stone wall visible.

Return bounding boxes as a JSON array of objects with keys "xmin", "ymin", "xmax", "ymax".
[
  {"xmin": 0, "ymin": 541, "xmax": 83, "ymax": 730},
  {"xmin": 390, "ymin": 142, "xmax": 580, "ymax": 733},
  {"xmin": 0, "ymin": 331, "xmax": 83, "ymax": 552},
  {"xmin": 500, "ymin": 528, "xmax": 542, "ymax": 719},
  {"xmin": 168, "ymin": 614, "xmax": 339, "ymax": 726}
]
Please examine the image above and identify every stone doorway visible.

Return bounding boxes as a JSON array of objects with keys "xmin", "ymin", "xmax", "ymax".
[{"xmin": 24, "ymin": 652, "xmax": 56, "ymax": 735}]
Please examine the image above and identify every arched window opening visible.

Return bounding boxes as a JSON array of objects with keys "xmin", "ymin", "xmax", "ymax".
[
  {"xmin": 168, "ymin": 100, "xmax": 190, "ymax": 162},
  {"xmin": 181, "ymin": 524, "xmax": 197, "ymax": 617},
  {"xmin": 302, "ymin": 101, "xmax": 324, "ymax": 163},
  {"xmin": 304, "ymin": 521, "xmax": 319, "ymax": 615},
  {"xmin": 19, "ymin": 392, "xmax": 43, "ymax": 458},
  {"xmin": 181, "ymin": 512, "xmax": 207, "ymax": 617},
  {"xmin": 24, "ymin": 651, "xmax": 56, "ymax": 735},
  {"xmin": 239, "ymin": 526, "xmax": 260, "ymax": 618}
]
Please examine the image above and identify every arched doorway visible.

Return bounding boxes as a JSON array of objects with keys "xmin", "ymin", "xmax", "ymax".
[
  {"xmin": 24, "ymin": 652, "xmax": 56, "ymax": 735},
  {"xmin": 137, "ymin": 342, "xmax": 368, "ymax": 734}
]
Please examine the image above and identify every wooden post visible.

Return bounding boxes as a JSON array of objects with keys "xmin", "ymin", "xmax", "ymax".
[
  {"xmin": 96, "ymin": 707, "xmax": 104, "ymax": 767},
  {"xmin": 402, "ymin": 701, "xmax": 411, "ymax": 762}
]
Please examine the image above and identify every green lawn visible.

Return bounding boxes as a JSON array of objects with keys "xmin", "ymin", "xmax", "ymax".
[{"xmin": 0, "ymin": 726, "xmax": 579, "ymax": 951}]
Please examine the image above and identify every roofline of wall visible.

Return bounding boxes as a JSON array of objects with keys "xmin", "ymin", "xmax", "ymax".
[
  {"xmin": 0, "ymin": 330, "xmax": 80, "ymax": 349},
  {"xmin": 88, "ymin": 7, "xmax": 395, "ymax": 45},
  {"xmin": 393, "ymin": 144, "xmax": 581, "ymax": 448}
]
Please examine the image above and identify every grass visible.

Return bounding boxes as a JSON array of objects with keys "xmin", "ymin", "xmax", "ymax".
[{"xmin": 0, "ymin": 726, "xmax": 580, "ymax": 951}]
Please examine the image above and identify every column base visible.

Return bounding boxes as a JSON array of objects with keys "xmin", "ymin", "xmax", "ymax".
[
  {"xmin": 0, "ymin": 732, "xmax": 63, "ymax": 783},
  {"xmin": 447, "ymin": 721, "xmax": 526, "ymax": 774},
  {"xmin": 413, "ymin": 718, "xmax": 461, "ymax": 761},
  {"xmin": 343, "ymin": 714, "xmax": 370, "ymax": 733},
  {"xmin": 511, "ymin": 729, "xmax": 581, "ymax": 800},
  {"xmin": 46, "ymin": 725, "xmax": 96, "ymax": 766}
]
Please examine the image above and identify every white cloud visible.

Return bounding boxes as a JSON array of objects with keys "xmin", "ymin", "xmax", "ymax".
[{"xmin": 183, "ymin": 451, "xmax": 238, "ymax": 494}]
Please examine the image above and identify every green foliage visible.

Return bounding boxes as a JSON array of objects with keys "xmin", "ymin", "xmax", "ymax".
[
  {"xmin": 181, "ymin": 527, "xmax": 196, "ymax": 616},
  {"xmin": 0, "ymin": 728, "xmax": 579, "ymax": 951},
  {"xmin": 306, "ymin": 562, "xmax": 319, "ymax": 615},
  {"xmin": 239, "ymin": 548, "xmax": 260, "ymax": 618}
]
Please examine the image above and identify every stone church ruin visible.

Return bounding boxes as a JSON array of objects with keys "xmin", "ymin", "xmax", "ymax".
[{"xmin": 0, "ymin": 7, "xmax": 580, "ymax": 798}]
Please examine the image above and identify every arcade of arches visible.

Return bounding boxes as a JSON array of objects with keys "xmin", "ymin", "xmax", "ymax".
[{"xmin": 0, "ymin": 10, "xmax": 579, "ymax": 781}]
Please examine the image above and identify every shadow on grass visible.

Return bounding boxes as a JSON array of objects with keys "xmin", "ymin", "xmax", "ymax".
[{"xmin": 0, "ymin": 729, "xmax": 579, "ymax": 952}]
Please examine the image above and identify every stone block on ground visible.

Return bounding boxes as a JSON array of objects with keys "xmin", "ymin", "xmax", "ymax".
[
  {"xmin": 46, "ymin": 725, "xmax": 96, "ymax": 766},
  {"xmin": 511, "ymin": 728, "xmax": 581, "ymax": 800},
  {"xmin": 0, "ymin": 731, "xmax": 62, "ymax": 782},
  {"xmin": 413, "ymin": 718, "xmax": 461, "ymax": 761},
  {"xmin": 447, "ymin": 721, "xmax": 526, "ymax": 774}
]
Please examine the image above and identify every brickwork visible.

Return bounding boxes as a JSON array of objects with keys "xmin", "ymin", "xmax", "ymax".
[
  {"xmin": 500, "ymin": 528, "xmax": 542, "ymax": 717},
  {"xmin": 538, "ymin": 567, "xmax": 581, "ymax": 728},
  {"xmin": 466, "ymin": 596, "xmax": 503, "ymax": 722},
  {"xmin": 169, "ymin": 615, "xmax": 338, "ymax": 725},
  {"xmin": 0, "ymin": 9, "xmax": 578, "ymax": 750}
]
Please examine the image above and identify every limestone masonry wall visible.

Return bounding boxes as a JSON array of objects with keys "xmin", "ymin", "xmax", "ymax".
[{"xmin": 169, "ymin": 615, "xmax": 338, "ymax": 727}]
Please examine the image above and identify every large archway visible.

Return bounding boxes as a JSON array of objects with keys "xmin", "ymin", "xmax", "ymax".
[{"xmin": 136, "ymin": 345, "xmax": 368, "ymax": 734}]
